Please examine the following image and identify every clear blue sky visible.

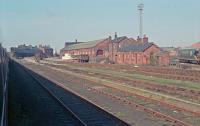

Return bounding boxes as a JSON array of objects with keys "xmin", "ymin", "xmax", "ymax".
[{"xmin": 1, "ymin": 0, "xmax": 200, "ymax": 51}]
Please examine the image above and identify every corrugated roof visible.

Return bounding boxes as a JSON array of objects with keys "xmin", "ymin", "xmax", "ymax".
[
  {"xmin": 118, "ymin": 42, "xmax": 155, "ymax": 52},
  {"xmin": 62, "ymin": 38, "xmax": 108, "ymax": 51}
]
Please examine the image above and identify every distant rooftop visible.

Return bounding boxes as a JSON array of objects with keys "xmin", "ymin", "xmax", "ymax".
[
  {"xmin": 118, "ymin": 42, "xmax": 156, "ymax": 52},
  {"xmin": 191, "ymin": 42, "xmax": 200, "ymax": 48},
  {"xmin": 112, "ymin": 36, "xmax": 127, "ymax": 43}
]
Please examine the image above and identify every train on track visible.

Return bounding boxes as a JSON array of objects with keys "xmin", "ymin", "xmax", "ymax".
[{"xmin": 178, "ymin": 48, "xmax": 200, "ymax": 65}]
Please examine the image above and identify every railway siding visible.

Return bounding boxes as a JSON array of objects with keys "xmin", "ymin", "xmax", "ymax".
[
  {"xmin": 45, "ymin": 63, "xmax": 200, "ymax": 103},
  {"xmin": 8, "ymin": 61, "xmax": 85, "ymax": 126},
  {"xmin": 20, "ymin": 59, "xmax": 198, "ymax": 124},
  {"xmin": 21, "ymin": 60, "xmax": 178, "ymax": 126},
  {"xmin": 42, "ymin": 63, "xmax": 200, "ymax": 125},
  {"xmin": 43, "ymin": 62, "xmax": 200, "ymax": 91},
  {"xmin": 44, "ymin": 65, "xmax": 200, "ymax": 109},
  {"xmin": 23, "ymin": 60, "xmax": 200, "ymax": 113},
  {"xmin": 17, "ymin": 61, "xmax": 130, "ymax": 126},
  {"xmin": 50, "ymin": 61, "xmax": 200, "ymax": 83}
]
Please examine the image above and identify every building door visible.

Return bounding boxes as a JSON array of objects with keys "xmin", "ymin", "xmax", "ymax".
[
  {"xmin": 150, "ymin": 52, "xmax": 155, "ymax": 65},
  {"xmin": 122, "ymin": 54, "xmax": 124, "ymax": 63},
  {"xmin": 96, "ymin": 50, "xmax": 104, "ymax": 56}
]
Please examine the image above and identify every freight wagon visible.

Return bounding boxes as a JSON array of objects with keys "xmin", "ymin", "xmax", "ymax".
[
  {"xmin": 178, "ymin": 48, "xmax": 200, "ymax": 64},
  {"xmin": 73, "ymin": 54, "xmax": 89, "ymax": 62},
  {"xmin": 11, "ymin": 47, "xmax": 41, "ymax": 58}
]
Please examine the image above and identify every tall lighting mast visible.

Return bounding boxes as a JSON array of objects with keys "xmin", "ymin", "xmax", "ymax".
[{"xmin": 138, "ymin": 3, "xmax": 144, "ymax": 42}]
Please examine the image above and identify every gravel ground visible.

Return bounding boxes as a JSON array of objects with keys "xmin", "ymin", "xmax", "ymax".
[{"xmin": 20, "ymin": 60, "xmax": 175, "ymax": 126}]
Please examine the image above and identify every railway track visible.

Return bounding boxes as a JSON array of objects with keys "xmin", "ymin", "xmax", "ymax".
[
  {"xmin": 101, "ymin": 64, "xmax": 200, "ymax": 82},
  {"xmin": 56, "ymin": 62, "xmax": 200, "ymax": 82},
  {"xmin": 44, "ymin": 62, "xmax": 200, "ymax": 103},
  {"xmin": 35, "ymin": 63, "xmax": 200, "ymax": 126},
  {"xmin": 9, "ymin": 61, "xmax": 86, "ymax": 126},
  {"xmin": 129, "ymin": 68, "xmax": 200, "ymax": 83},
  {"xmin": 15, "ymin": 61, "xmax": 130, "ymax": 126},
  {"xmin": 87, "ymin": 86, "xmax": 195, "ymax": 126},
  {"xmin": 54, "ymin": 71, "xmax": 199, "ymax": 126},
  {"xmin": 69, "ymin": 66, "xmax": 200, "ymax": 102},
  {"xmin": 21, "ymin": 60, "xmax": 200, "ymax": 126}
]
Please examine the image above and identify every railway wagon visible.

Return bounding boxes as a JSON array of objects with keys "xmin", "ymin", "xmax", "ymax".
[
  {"xmin": 74, "ymin": 54, "xmax": 89, "ymax": 62},
  {"xmin": 11, "ymin": 47, "xmax": 40, "ymax": 58},
  {"xmin": 178, "ymin": 48, "xmax": 200, "ymax": 64}
]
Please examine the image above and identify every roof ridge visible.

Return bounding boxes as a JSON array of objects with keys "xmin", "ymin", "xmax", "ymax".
[
  {"xmin": 112, "ymin": 36, "xmax": 127, "ymax": 43},
  {"xmin": 61, "ymin": 37, "xmax": 109, "ymax": 51},
  {"xmin": 119, "ymin": 42, "xmax": 154, "ymax": 52}
]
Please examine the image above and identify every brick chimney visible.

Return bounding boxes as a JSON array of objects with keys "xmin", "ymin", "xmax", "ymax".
[
  {"xmin": 109, "ymin": 36, "xmax": 112, "ymax": 40},
  {"xmin": 137, "ymin": 36, "xmax": 142, "ymax": 42},
  {"xmin": 115, "ymin": 32, "xmax": 117, "ymax": 39}
]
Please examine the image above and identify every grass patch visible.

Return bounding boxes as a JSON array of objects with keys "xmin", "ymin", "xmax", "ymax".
[
  {"xmin": 48, "ymin": 63, "xmax": 200, "ymax": 90},
  {"xmin": 76, "ymin": 66, "xmax": 200, "ymax": 90}
]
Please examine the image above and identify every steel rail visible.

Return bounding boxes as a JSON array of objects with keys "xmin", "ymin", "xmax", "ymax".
[
  {"xmin": 43, "ymin": 62, "xmax": 200, "ymax": 96},
  {"xmin": 85, "ymin": 85, "xmax": 193, "ymax": 126},
  {"xmin": 80, "ymin": 72, "xmax": 200, "ymax": 117},
  {"xmin": 45, "ymin": 65, "xmax": 200, "ymax": 114},
  {"xmin": 28, "ymin": 62, "xmax": 193, "ymax": 126},
  {"xmin": 18, "ymin": 61, "xmax": 130, "ymax": 126},
  {"xmin": 55, "ymin": 74, "xmax": 195, "ymax": 126},
  {"xmin": 23, "ymin": 67, "xmax": 87, "ymax": 126},
  {"xmin": 39, "ymin": 64, "xmax": 195, "ymax": 126}
]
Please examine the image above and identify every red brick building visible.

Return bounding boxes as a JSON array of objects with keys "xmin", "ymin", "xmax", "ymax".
[
  {"xmin": 115, "ymin": 42, "xmax": 160, "ymax": 65},
  {"xmin": 191, "ymin": 42, "xmax": 200, "ymax": 48},
  {"xmin": 60, "ymin": 34, "xmax": 163, "ymax": 65},
  {"xmin": 60, "ymin": 38, "xmax": 112, "ymax": 62},
  {"xmin": 154, "ymin": 51, "xmax": 170, "ymax": 66}
]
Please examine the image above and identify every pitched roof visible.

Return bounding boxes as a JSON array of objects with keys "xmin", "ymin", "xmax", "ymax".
[
  {"xmin": 128, "ymin": 38, "xmax": 138, "ymax": 43},
  {"xmin": 112, "ymin": 36, "xmax": 127, "ymax": 43},
  {"xmin": 61, "ymin": 38, "xmax": 108, "ymax": 51},
  {"xmin": 191, "ymin": 42, "xmax": 200, "ymax": 48},
  {"xmin": 65, "ymin": 42, "xmax": 83, "ymax": 45},
  {"xmin": 118, "ymin": 42, "xmax": 155, "ymax": 52},
  {"xmin": 154, "ymin": 51, "xmax": 169, "ymax": 56}
]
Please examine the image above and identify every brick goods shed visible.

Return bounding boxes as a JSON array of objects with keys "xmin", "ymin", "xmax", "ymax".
[
  {"xmin": 60, "ymin": 37, "xmax": 111, "ymax": 62},
  {"xmin": 60, "ymin": 34, "xmax": 163, "ymax": 65}
]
